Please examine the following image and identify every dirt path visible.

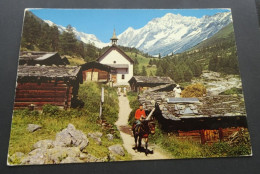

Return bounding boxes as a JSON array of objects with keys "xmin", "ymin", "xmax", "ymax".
[{"xmin": 115, "ymin": 94, "xmax": 170, "ymax": 160}]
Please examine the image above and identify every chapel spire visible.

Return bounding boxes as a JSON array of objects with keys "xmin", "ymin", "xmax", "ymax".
[{"xmin": 110, "ymin": 29, "xmax": 118, "ymax": 45}]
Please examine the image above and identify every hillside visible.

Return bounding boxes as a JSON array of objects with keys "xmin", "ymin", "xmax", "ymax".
[
  {"xmin": 125, "ymin": 52, "xmax": 158, "ymax": 76},
  {"xmin": 20, "ymin": 11, "xmax": 101, "ymax": 64},
  {"xmin": 151, "ymin": 22, "xmax": 239, "ymax": 83},
  {"xmin": 191, "ymin": 23, "xmax": 235, "ymax": 50}
]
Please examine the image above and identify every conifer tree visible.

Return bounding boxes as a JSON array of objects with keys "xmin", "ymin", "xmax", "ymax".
[
  {"xmin": 60, "ymin": 25, "xmax": 77, "ymax": 55},
  {"xmin": 141, "ymin": 66, "xmax": 147, "ymax": 76}
]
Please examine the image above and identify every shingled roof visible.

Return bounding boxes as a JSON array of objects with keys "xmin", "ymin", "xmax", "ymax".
[
  {"xmin": 19, "ymin": 52, "xmax": 57, "ymax": 60},
  {"xmin": 19, "ymin": 51, "xmax": 67, "ymax": 66},
  {"xmin": 17, "ymin": 65, "xmax": 82, "ymax": 82},
  {"xmin": 81, "ymin": 61, "xmax": 115, "ymax": 72},
  {"xmin": 138, "ymin": 91, "xmax": 246, "ymax": 121},
  {"xmin": 129, "ymin": 76, "xmax": 175, "ymax": 85}
]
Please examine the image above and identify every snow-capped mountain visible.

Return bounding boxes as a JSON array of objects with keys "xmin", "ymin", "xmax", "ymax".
[
  {"xmin": 44, "ymin": 20, "xmax": 109, "ymax": 48},
  {"xmin": 44, "ymin": 11, "xmax": 232, "ymax": 56},
  {"xmin": 117, "ymin": 12, "xmax": 232, "ymax": 56}
]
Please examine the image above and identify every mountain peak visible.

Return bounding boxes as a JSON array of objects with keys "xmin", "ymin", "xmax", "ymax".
[
  {"xmin": 163, "ymin": 13, "xmax": 182, "ymax": 18},
  {"xmin": 125, "ymin": 27, "xmax": 134, "ymax": 32},
  {"xmin": 43, "ymin": 11, "xmax": 232, "ymax": 55},
  {"xmin": 44, "ymin": 20, "xmax": 55, "ymax": 27},
  {"xmin": 118, "ymin": 11, "xmax": 232, "ymax": 56}
]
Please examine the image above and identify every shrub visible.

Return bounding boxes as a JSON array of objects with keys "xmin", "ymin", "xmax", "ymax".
[
  {"xmin": 204, "ymin": 141, "xmax": 251, "ymax": 157},
  {"xmin": 219, "ymin": 87, "xmax": 242, "ymax": 95},
  {"xmin": 181, "ymin": 83, "xmax": 207, "ymax": 97},
  {"xmin": 78, "ymin": 82, "xmax": 101, "ymax": 113},
  {"xmin": 78, "ymin": 82, "xmax": 119, "ymax": 125},
  {"xmin": 14, "ymin": 109, "xmax": 39, "ymax": 117},
  {"xmin": 42, "ymin": 104, "xmax": 60, "ymax": 116}
]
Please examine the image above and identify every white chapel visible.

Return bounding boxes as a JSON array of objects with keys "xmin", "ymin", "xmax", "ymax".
[{"xmin": 97, "ymin": 30, "xmax": 134, "ymax": 86}]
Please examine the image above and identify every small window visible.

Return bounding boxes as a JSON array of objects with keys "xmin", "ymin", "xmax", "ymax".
[
  {"xmin": 113, "ymin": 61, "xmax": 116, "ymax": 64},
  {"xmin": 122, "ymin": 74, "xmax": 125, "ymax": 79}
]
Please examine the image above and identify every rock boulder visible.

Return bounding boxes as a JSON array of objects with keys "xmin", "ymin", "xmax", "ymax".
[
  {"xmin": 108, "ymin": 144, "xmax": 125, "ymax": 156},
  {"xmin": 27, "ymin": 124, "xmax": 42, "ymax": 133}
]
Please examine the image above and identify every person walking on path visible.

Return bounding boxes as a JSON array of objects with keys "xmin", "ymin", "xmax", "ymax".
[
  {"xmin": 173, "ymin": 84, "xmax": 182, "ymax": 98},
  {"xmin": 133, "ymin": 104, "xmax": 146, "ymax": 131},
  {"xmin": 123, "ymin": 87, "xmax": 127, "ymax": 96}
]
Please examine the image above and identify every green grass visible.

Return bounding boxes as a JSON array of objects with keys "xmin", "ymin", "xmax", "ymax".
[
  {"xmin": 125, "ymin": 52, "xmax": 158, "ymax": 76},
  {"xmin": 66, "ymin": 55, "xmax": 86, "ymax": 66},
  {"xmin": 149, "ymin": 122, "xmax": 251, "ymax": 159},
  {"xmin": 8, "ymin": 82, "xmax": 132, "ymax": 164},
  {"xmin": 219, "ymin": 87, "xmax": 243, "ymax": 95},
  {"xmin": 191, "ymin": 22, "xmax": 234, "ymax": 50}
]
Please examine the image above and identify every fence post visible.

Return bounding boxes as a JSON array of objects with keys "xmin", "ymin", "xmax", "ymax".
[{"xmin": 99, "ymin": 87, "xmax": 104, "ymax": 120}]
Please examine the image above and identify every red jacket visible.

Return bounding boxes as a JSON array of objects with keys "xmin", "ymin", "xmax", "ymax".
[{"xmin": 135, "ymin": 109, "xmax": 146, "ymax": 120}]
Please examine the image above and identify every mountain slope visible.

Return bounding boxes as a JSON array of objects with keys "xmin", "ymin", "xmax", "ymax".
[
  {"xmin": 42, "ymin": 11, "xmax": 232, "ymax": 56},
  {"xmin": 44, "ymin": 20, "xmax": 109, "ymax": 48},
  {"xmin": 190, "ymin": 22, "xmax": 235, "ymax": 50},
  {"xmin": 118, "ymin": 12, "xmax": 232, "ymax": 56},
  {"xmin": 150, "ymin": 20, "xmax": 239, "ymax": 82}
]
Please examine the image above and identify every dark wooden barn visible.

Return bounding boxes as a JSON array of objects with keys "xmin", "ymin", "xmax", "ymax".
[
  {"xmin": 128, "ymin": 76, "xmax": 175, "ymax": 92},
  {"xmin": 81, "ymin": 61, "xmax": 115, "ymax": 83},
  {"xmin": 19, "ymin": 51, "xmax": 69, "ymax": 66},
  {"xmin": 14, "ymin": 65, "xmax": 82, "ymax": 110},
  {"xmin": 139, "ymin": 91, "xmax": 248, "ymax": 144}
]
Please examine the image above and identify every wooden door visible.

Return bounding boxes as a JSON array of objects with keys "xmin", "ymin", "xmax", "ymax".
[
  {"xmin": 86, "ymin": 72, "xmax": 92, "ymax": 81},
  {"xmin": 92, "ymin": 72, "xmax": 98, "ymax": 81},
  {"xmin": 86, "ymin": 72, "xmax": 99, "ymax": 81}
]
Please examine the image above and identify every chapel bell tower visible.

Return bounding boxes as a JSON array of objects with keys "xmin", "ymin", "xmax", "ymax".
[{"xmin": 110, "ymin": 29, "xmax": 118, "ymax": 45}]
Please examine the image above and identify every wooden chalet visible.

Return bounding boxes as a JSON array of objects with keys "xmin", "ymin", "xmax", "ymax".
[
  {"xmin": 14, "ymin": 65, "xmax": 82, "ymax": 110},
  {"xmin": 19, "ymin": 51, "xmax": 69, "ymax": 66},
  {"xmin": 139, "ymin": 91, "xmax": 248, "ymax": 144},
  {"xmin": 81, "ymin": 61, "xmax": 116, "ymax": 83},
  {"xmin": 128, "ymin": 76, "xmax": 175, "ymax": 92}
]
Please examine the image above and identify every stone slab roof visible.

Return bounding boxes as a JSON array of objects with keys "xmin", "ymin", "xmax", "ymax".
[
  {"xmin": 81, "ymin": 61, "xmax": 115, "ymax": 72},
  {"xmin": 19, "ymin": 51, "xmax": 57, "ymax": 61},
  {"xmin": 129, "ymin": 76, "xmax": 175, "ymax": 84},
  {"xmin": 139, "ymin": 91, "xmax": 246, "ymax": 121},
  {"xmin": 17, "ymin": 65, "xmax": 81, "ymax": 82}
]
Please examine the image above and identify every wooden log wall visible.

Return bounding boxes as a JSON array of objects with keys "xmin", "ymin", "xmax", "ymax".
[
  {"xmin": 82, "ymin": 68, "xmax": 109, "ymax": 82},
  {"xmin": 14, "ymin": 82, "xmax": 73, "ymax": 109},
  {"xmin": 177, "ymin": 127, "xmax": 247, "ymax": 144}
]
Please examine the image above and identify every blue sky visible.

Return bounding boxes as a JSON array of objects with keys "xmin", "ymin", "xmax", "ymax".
[{"xmin": 29, "ymin": 9, "xmax": 230, "ymax": 43}]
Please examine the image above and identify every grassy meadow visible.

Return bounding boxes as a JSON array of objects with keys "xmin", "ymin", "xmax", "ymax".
[
  {"xmin": 66, "ymin": 55, "xmax": 86, "ymax": 66},
  {"xmin": 125, "ymin": 52, "xmax": 158, "ymax": 76},
  {"xmin": 8, "ymin": 82, "xmax": 132, "ymax": 164}
]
